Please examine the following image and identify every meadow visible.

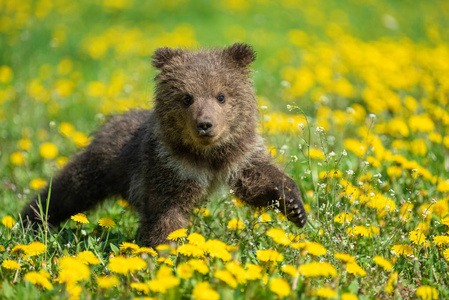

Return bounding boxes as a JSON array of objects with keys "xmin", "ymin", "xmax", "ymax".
[{"xmin": 1, "ymin": 0, "xmax": 449, "ymax": 299}]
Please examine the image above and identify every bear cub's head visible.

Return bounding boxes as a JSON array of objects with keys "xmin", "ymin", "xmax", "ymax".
[{"xmin": 152, "ymin": 43, "xmax": 258, "ymax": 153}]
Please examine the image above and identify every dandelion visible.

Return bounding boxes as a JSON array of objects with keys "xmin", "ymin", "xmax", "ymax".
[
  {"xmin": 187, "ymin": 232, "xmax": 206, "ymax": 246},
  {"xmin": 2, "ymin": 259, "xmax": 21, "ymax": 270},
  {"xmin": 117, "ymin": 199, "xmax": 130, "ymax": 208},
  {"xmin": 24, "ymin": 271, "xmax": 53, "ymax": 290},
  {"xmin": 281, "ymin": 264, "xmax": 299, "ymax": 276},
  {"xmin": 57, "ymin": 256, "xmax": 90, "ymax": 285},
  {"xmin": 299, "ymin": 262, "xmax": 337, "ymax": 277},
  {"xmin": 25, "ymin": 241, "xmax": 47, "ymax": 256},
  {"xmin": 71, "ymin": 131, "xmax": 90, "ymax": 148},
  {"xmin": 2, "ymin": 216, "xmax": 15, "ymax": 229},
  {"xmin": 127, "ymin": 256, "xmax": 147, "ymax": 273},
  {"xmin": 98, "ymin": 217, "xmax": 116, "ymax": 229},
  {"xmin": 259, "ymin": 212, "xmax": 271, "ymax": 222},
  {"xmin": 148, "ymin": 266, "xmax": 180, "ymax": 293},
  {"xmin": 71, "ymin": 213, "xmax": 89, "ymax": 224},
  {"xmin": 176, "ymin": 263, "xmax": 193, "ymax": 279},
  {"xmin": 385, "ymin": 272, "xmax": 398, "ymax": 294},
  {"xmin": 0, "ymin": 245, "xmax": 5, "ymax": 252},
  {"xmin": 373, "ymin": 256, "xmax": 393, "ymax": 271},
  {"xmin": 269, "ymin": 278, "xmax": 291, "ymax": 297},
  {"xmin": 76, "ymin": 251, "xmax": 100, "ymax": 265},
  {"xmin": 409, "ymin": 229, "xmax": 428, "ymax": 246},
  {"xmin": 346, "ymin": 262, "xmax": 367, "ymax": 276},
  {"xmin": 188, "ymin": 259, "xmax": 209, "ymax": 274},
  {"xmin": 225, "ymin": 261, "xmax": 247, "ymax": 283},
  {"xmin": 437, "ymin": 180, "xmax": 449, "ymax": 193},
  {"xmin": 334, "ymin": 213, "xmax": 353, "ymax": 224},
  {"xmin": 266, "ymin": 228, "xmax": 291, "ymax": 245},
  {"xmin": 334, "ymin": 252, "xmax": 356, "ymax": 263},
  {"xmin": 177, "ymin": 243, "xmax": 204, "ymax": 258},
  {"xmin": 205, "ymin": 239, "xmax": 232, "ymax": 261},
  {"xmin": 245, "ymin": 263, "xmax": 263, "ymax": 280},
  {"xmin": 29, "ymin": 178, "xmax": 47, "ymax": 190},
  {"xmin": 302, "ymin": 242, "xmax": 327, "ymax": 256},
  {"xmin": 314, "ymin": 287, "xmax": 337, "ymax": 298},
  {"xmin": 308, "ymin": 148, "xmax": 325, "ymax": 159},
  {"xmin": 59, "ymin": 122, "xmax": 75, "ymax": 137},
  {"xmin": 167, "ymin": 228, "xmax": 188, "ymax": 241},
  {"xmin": 157, "ymin": 257, "xmax": 174, "ymax": 266},
  {"xmin": 227, "ymin": 218, "xmax": 245, "ymax": 230},
  {"xmin": 119, "ymin": 242, "xmax": 139, "ymax": 253},
  {"xmin": 214, "ymin": 270, "xmax": 238, "ymax": 288},
  {"xmin": 443, "ymin": 248, "xmax": 449, "ymax": 260},
  {"xmin": 108, "ymin": 256, "xmax": 130, "ymax": 274},
  {"xmin": 256, "ymin": 249, "xmax": 284, "ymax": 262},
  {"xmin": 134, "ymin": 247, "xmax": 158, "ymax": 256},
  {"xmin": 97, "ymin": 275, "xmax": 120, "ymax": 289},
  {"xmin": 341, "ymin": 293, "xmax": 359, "ymax": 300},
  {"xmin": 192, "ymin": 282, "xmax": 219, "ymax": 300},
  {"xmin": 39, "ymin": 142, "xmax": 58, "ymax": 159},
  {"xmin": 391, "ymin": 244, "xmax": 413, "ymax": 257},
  {"xmin": 131, "ymin": 282, "xmax": 149, "ymax": 294},
  {"xmin": 10, "ymin": 151, "xmax": 26, "ymax": 165},
  {"xmin": 415, "ymin": 286, "xmax": 438, "ymax": 300}
]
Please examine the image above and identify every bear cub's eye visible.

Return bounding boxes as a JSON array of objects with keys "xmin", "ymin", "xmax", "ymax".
[
  {"xmin": 216, "ymin": 94, "xmax": 225, "ymax": 104},
  {"xmin": 183, "ymin": 94, "xmax": 193, "ymax": 106}
]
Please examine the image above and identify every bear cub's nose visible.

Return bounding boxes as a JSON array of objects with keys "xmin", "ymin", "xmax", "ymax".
[{"xmin": 197, "ymin": 119, "xmax": 214, "ymax": 134}]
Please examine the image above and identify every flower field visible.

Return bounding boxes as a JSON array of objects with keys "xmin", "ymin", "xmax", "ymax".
[{"xmin": 1, "ymin": 0, "xmax": 449, "ymax": 299}]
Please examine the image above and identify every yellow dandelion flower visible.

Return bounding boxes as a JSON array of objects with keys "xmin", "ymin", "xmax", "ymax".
[
  {"xmin": 225, "ymin": 261, "xmax": 247, "ymax": 284},
  {"xmin": 11, "ymin": 245, "xmax": 28, "ymax": 256},
  {"xmin": 281, "ymin": 264, "xmax": 299, "ymax": 276},
  {"xmin": 176, "ymin": 263, "xmax": 193, "ymax": 279},
  {"xmin": 346, "ymin": 262, "xmax": 366, "ymax": 276},
  {"xmin": 233, "ymin": 197, "xmax": 244, "ymax": 207},
  {"xmin": 39, "ymin": 142, "xmax": 58, "ymax": 159},
  {"xmin": 194, "ymin": 207, "xmax": 210, "ymax": 217},
  {"xmin": 71, "ymin": 213, "xmax": 89, "ymax": 224},
  {"xmin": 119, "ymin": 242, "xmax": 139, "ymax": 253},
  {"xmin": 71, "ymin": 131, "xmax": 90, "ymax": 148},
  {"xmin": 96, "ymin": 275, "xmax": 119, "ymax": 289},
  {"xmin": 443, "ymin": 248, "xmax": 449, "ymax": 260},
  {"xmin": 227, "ymin": 218, "xmax": 245, "ymax": 230},
  {"xmin": 134, "ymin": 247, "xmax": 158, "ymax": 256},
  {"xmin": 2, "ymin": 259, "xmax": 21, "ymax": 270},
  {"xmin": 391, "ymin": 244, "xmax": 413, "ymax": 257},
  {"xmin": 59, "ymin": 122, "xmax": 74, "ymax": 137},
  {"xmin": 177, "ymin": 243, "xmax": 204, "ymax": 258},
  {"xmin": 10, "ymin": 151, "xmax": 26, "ymax": 166},
  {"xmin": 341, "ymin": 293, "xmax": 359, "ymax": 300},
  {"xmin": 437, "ymin": 180, "xmax": 449, "ymax": 193},
  {"xmin": 131, "ymin": 282, "xmax": 150, "ymax": 294},
  {"xmin": 188, "ymin": 259, "xmax": 209, "ymax": 274},
  {"xmin": 314, "ymin": 287, "xmax": 337, "ymax": 298},
  {"xmin": 98, "ymin": 217, "xmax": 116, "ymax": 229},
  {"xmin": 187, "ymin": 232, "xmax": 206, "ymax": 246},
  {"xmin": 409, "ymin": 229, "xmax": 427, "ymax": 246},
  {"xmin": 18, "ymin": 139, "xmax": 32, "ymax": 151},
  {"xmin": 442, "ymin": 216, "xmax": 449, "ymax": 226},
  {"xmin": 0, "ymin": 65, "xmax": 13, "ymax": 83},
  {"xmin": 25, "ymin": 241, "xmax": 46, "ymax": 256},
  {"xmin": 259, "ymin": 212, "xmax": 272, "ymax": 222},
  {"xmin": 58, "ymin": 256, "xmax": 90, "ymax": 284},
  {"xmin": 303, "ymin": 242, "xmax": 327, "ymax": 256},
  {"xmin": 192, "ymin": 282, "xmax": 219, "ymax": 300},
  {"xmin": 117, "ymin": 199, "xmax": 130, "ymax": 208},
  {"xmin": 0, "ymin": 245, "xmax": 5, "ymax": 252},
  {"xmin": 76, "ymin": 251, "xmax": 100, "ymax": 265},
  {"xmin": 205, "ymin": 239, "xmax": 232, "ymax": 261},
  {"xmin": 334, "ymin": 252, "xmax": 356, "ymax": 263},
  {"xmin": 347, "ymin": 226, "xmax": 369, "ymax": 237},
  {"xmin": 24, "ymin": 271, "xmax": 53, "ymax": 290},
  {"xmin": 245, "ymin": 263, "xmax": 263, "ymax": 280},
  {"xmin": 385, "ymin": 272, "xmax": 398, "ymax": 294},
  {"xmin": 309, "ymin": 148, "xmax": 325, "ymax": 159},
  {"xmin": 148, "ymin": 266, "xmax": 180, "ymax": 293},
  {"xmin": 256, "ymin": 249, "xmax": 284, "ymax": 262},
  {"xmin": 127, "ymin": 256, "xmax": 147, "ymax": 273},
  {"xmin": 266, "ymin": 228, "xmax": 291, "ymax": 245},
  {"xmin": 269, "ymin": 278, "xmax": 291, "ymax": 298},
  {"xmin": 415, "ymin": 286, "xmax": 438, "ymax": 300},
  {"xmin": 373, "ymin": 256, "xmax": 393, "ymax": 271},
  {"xmin": 2, "ymin": 216, "xmax": 15, "ymax": 229},
  {"xmin": 167, "ymin": 228, "xmax": 188, "ymax": 241},
  {"xmin": 56, "ymin": 156, "xmax": 69, "ymax": 168},
  {"xmin": 157, "ymin": 257, "xmax": 174, "ymax": 266},
  {"xmin": 108, "ymin": 256, "xmax": 130, "ymax": 274},
  {"xmin": 334, "ymin": 212, "xmax": 353, "ymax": 224},
  {"xmin": 299, "ymin": 262, "xmax": 337, "ymax": 277},
  {"xmin": 214, "ymin": 270, "xmax": 237, "ymax": 288},
  {"xmin": 29, "ymin": 178, "xmax": 47, "ymax": 190}
]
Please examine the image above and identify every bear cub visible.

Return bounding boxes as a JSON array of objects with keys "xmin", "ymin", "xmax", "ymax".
[{"xmin": 23, "ymin": 43, "xmax": 307, "ymax": 247}]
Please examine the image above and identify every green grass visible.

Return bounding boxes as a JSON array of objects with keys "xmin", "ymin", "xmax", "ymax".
[{"xmin": 1, "ymin": 0, "xmax": 449, "ymax": 299}]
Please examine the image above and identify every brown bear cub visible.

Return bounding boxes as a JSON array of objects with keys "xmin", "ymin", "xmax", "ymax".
[{"xmin": 23, "ymin": 43, "xmax": 307, "ymax": 247}]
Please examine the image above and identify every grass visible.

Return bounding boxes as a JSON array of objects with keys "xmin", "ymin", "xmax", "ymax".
[{"xmin": 1, "ymin": 0, "xmax": 449, "ymax": 299}]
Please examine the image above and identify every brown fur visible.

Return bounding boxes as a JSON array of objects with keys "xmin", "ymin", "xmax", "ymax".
[{"xmin": 22, "ymin": 43, "xmax": 307, "ymax": 247}]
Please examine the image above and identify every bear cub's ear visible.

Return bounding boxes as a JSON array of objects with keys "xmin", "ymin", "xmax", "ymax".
[
  {"xmin": 152, "ymin": 47, "xmax": 184, "ymax": 69},
  {"xmin": 223, "ymin": 43, "xmax": 256, "ymax": 68}
]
